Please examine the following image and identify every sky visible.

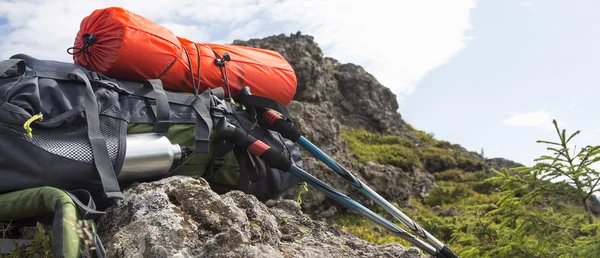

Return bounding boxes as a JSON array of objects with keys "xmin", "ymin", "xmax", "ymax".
[{"xmin": 0, "ymin": 0, "xmax": 598, "ymax": 168}]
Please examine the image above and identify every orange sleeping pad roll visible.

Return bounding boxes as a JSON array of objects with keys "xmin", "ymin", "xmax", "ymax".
[{"xmin": 71, "ymin": 7, "xmax": 297, "ymax": 105}]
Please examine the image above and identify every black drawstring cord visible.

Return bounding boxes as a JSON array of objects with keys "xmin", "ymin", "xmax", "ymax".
[
  {"xmin": 214, "ymin": 52, "xmax": 232, "ymax": 101},
  {"xmin": 67, "ymin": 34, "xmax": 97, "ymax": 70}
]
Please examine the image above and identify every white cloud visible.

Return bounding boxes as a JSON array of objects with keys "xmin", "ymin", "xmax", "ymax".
[
  {"xmin": 503, "ymin": 110, "xmax": 566, "ymax": 131},
  {"xmin": 0, "ymin": 0, "xmax": 476, "ymax": 102},
  {"xmin": 158, "ymin": 22, "xmax": 212, "ymax": 42},
  {"xmin": 266, "ymin": 0, "xmax": 476, "ymax": 101},
  {"xmin": 520, "ymin": 1, "xmax": 534, "ymax": 8}
]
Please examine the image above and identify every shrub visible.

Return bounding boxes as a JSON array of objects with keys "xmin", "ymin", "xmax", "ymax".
[
  {"xmin": 418, "ymin": 147, "xmax": 457, "ymax": 173},
  {"xmin": 424, "ymin": 183, "xmax": 473, "ymax": 206},
  {"xmin": 413, "ymin": 130, "xmax": 436, "ymax": 146},
  {"xmin": 457, "ymin": 157, "xmax": 484, "ymax": 172},
  {"xmin": 471, "ymin": 181, "xmax": 496, "ymax": 194},
  {"xmin": 434, "ymin": 140, "xmax": 454, "ymax": 149},
  {"xmin": 349, "ymin": 129, "xmax": 415, "ymax": 148},
  {"xmin": 434, "ymin": 169, "xmax": 465, "ymax": 182}
]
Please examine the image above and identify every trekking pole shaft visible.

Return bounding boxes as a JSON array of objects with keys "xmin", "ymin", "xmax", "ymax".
[
  {"xmin": 288, "ymin": 165, "xmax": 437, "ymax": 255},
  {"xmin": 298, "ymin": 136, "xmax": 458, "ymax": 258}
]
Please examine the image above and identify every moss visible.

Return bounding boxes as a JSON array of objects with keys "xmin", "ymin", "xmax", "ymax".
[{"xmin": 341, "ymin": 129, "xmax": 421, "ymax": 170}]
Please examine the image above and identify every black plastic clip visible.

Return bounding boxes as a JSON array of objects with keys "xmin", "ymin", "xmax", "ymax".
[{"xmin": 214, "ymin": 52, "xmax": 231, "ymax": 67}]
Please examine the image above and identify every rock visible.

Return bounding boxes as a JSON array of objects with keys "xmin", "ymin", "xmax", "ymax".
[
  {"xmin": 431, "ymin": 206, "xmax": 443, "ymax": 213},
  {"xmin": 233, "ymin": 34, "xmax": 411, "ymax": 136},
  {"xmin": 280, "ymin": 157, "xmax": 434, "ymax": 218},
  {"xmin": 587, "ymin": 195, "xmax": 600, "ymax": 217},
  {"xmin": 97, "ymin": 176, "xmax": 422, "ymax": 258},
  {"xmin": 485, "ymin": 158, "xmax": 524, "ymax": 172},
  {"xmin": 439, "ymin": 207, "xmax": 458, "ymax": 217}
]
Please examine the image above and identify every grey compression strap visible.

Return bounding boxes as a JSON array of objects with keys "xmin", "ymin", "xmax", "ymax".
[
  {"xmin": 143, "ymin": 79, "xmax": 172, "ymax": 134},
  {"xmin": 131, "ymin": 87, "xmax": 213, "ymax": 153},
  {"xmin": 191, "ymin": 89, "xmax": 213, "ymax": 152},
  {"xmin": 70, "ymin": 69, "xmax": 123, "ymax": 199}
]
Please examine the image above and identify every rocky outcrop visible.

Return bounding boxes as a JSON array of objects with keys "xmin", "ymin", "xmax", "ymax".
[
  {"xmin": 233, "ymin": 33, "xmax": 434, "ymax": 217},
  {"xmin": 234, "ymin": 32, "xmax": 410, "ymax": 137},
  {"xmin": 97, "ymin": 176, "xmax": 422, "ymax": 258}
]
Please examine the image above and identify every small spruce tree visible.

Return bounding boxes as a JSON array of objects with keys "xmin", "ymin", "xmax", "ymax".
[{"xmin": 486, "ymin": 119, "xmax": 600, "ymax": 257}]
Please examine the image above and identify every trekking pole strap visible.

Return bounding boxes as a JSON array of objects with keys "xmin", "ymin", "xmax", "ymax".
[
  {"xmin": 260, "ymin": 109, "xmax": 301, "ymax": 142},
  {"xmin": 214, "ymin": 118, "xmax": 292, "ymax": 171}
]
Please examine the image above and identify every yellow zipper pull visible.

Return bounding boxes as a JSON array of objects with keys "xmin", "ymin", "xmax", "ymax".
[{"xmin": 23, "ymin": 113, "xmax": 43, "ymax": 139}]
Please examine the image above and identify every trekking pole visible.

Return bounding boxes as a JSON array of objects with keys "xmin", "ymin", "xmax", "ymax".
[
  {"xmin": 212, "ymin": 118, "xmax": 440, "ymax": 256},
  {"xmin": 242, "ymin": 104, "xmax": 458, "ymax": 258}
]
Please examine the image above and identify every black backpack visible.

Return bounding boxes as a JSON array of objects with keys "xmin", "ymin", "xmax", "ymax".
[{"xmin": 0, "ymin": 53, "xmax": 303, "ymax": 207}]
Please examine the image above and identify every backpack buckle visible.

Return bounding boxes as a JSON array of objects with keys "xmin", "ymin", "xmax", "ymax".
[
  {"xmin": 89, "ymin": 73, "xmax": 131, "ymax": 94},
  {"xmin": 212, "ymin": 157, "xmax": 225, "ymax": 169},
  {"xmin": 88, "ymin": 71, "xmax": 101, "ymax": 82},
  {"xmin": 204, "ymin": 157, "xmax": 225, "ymax": 181}
]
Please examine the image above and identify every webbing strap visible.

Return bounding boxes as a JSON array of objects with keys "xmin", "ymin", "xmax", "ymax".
[
  {"xmin": 192, "ymin": 90, "xmax": 213, "ymax": 153},
  {"xmin": 31, "ymin": 70, "xmax": 71, "ymax": 80},
  {"xmin": 143, "ymin": 79, "xmax": 171, "ymax": 134},
  {"xmin": 0, "ymin": 59, "xmax": 25, "ymax": 77},
  {"xmin": 131, "ymin": 87, "xmax": 213, "ymax": 153},
  {"xmin": 70, "ymin": 69, "xmax": 123, "ymax": 199},
  {"xmin": 204, "ymin": 140, "xmax": 234, "ymax": 181},
  {"xmin": 93, "ymin": 232, "xmax": 106, "ymax": 258},
  {"xmin": 233, "ymin": 147, "xmax": 251, "ymax": 193},
  {"xmin": 237, "ymin": 94, "xmax": 291, "ymax": 120},
  {"xmin": 31, "ymin": 70, "xmax": 133, "ymax": 94},
  {"xmin": 63, "ymin": 189, "xmax": 106, "ymax": 220}
]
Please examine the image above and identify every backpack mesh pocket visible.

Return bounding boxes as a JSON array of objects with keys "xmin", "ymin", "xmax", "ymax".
[{"xmin": 0, "ymin": 116, "xmax": 122, "ymax": 165}]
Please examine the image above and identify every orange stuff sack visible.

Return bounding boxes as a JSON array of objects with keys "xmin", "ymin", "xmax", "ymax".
[{"xmin": 71, "ymin": 7, "xmax": 297, "ymax": 105}]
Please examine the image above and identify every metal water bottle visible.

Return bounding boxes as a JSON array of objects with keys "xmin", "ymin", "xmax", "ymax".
[{"xmin": 118, "ymin": 133, "xmax": 185, "ymax": 182}]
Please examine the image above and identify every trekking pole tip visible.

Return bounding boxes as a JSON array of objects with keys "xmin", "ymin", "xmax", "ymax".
[{"xmin": 435, "ymin": 245, "xmax": 459, "ymax": 258}]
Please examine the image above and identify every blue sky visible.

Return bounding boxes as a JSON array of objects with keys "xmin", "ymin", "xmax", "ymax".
[
  {"xmin": 400, "ymin": 0, "xmax": 600, "ymax": 166},
  {"xmin": 0, "ymin": 0, "xmax": 597, "ymax": 167}
]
